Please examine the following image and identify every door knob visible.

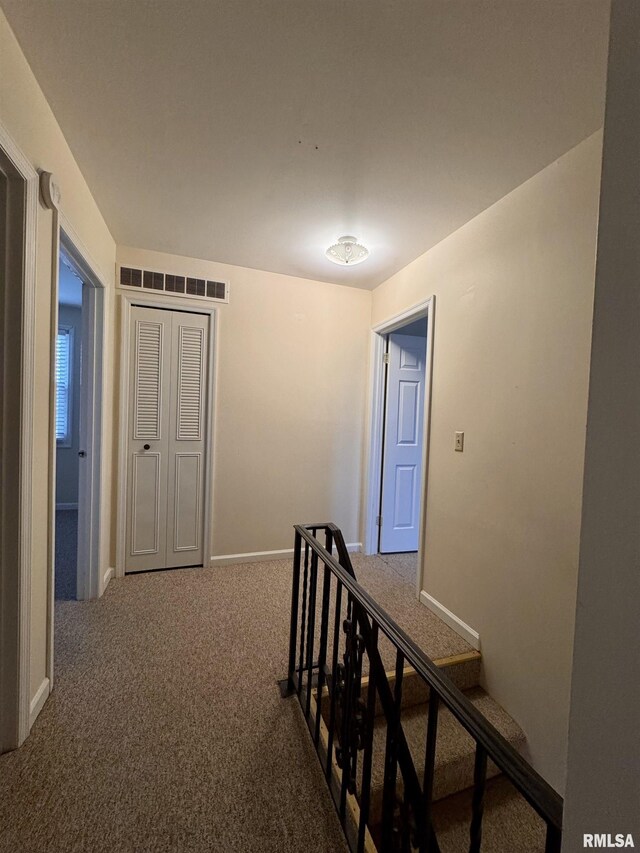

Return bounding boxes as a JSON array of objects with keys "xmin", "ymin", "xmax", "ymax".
[
  {"xmin": 78, "ymin": 451, "xmax": 86, "ymax": 457},
  {"xmin": 143, "ymin": 444, "xmax": 151, "ymax": 450}
]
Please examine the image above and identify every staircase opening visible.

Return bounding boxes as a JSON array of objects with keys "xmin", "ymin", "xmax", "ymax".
[{"xmin": 281, "ymin": 523, "xmax": 563, "ymax": 852}]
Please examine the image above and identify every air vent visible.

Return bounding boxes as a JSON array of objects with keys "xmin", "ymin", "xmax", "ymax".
[
  {"xmin": 118, "ymin": 265, "xmax": 229, "ymax": 303},
  {"xmin": 207, "ymin": 280, "xmax": 226, "ymax": 300},
  {"xmin": 165, "ymin": 274, "xmax": 185, "ymax": 294},
  {"xmin": 143, "ymin": 270, "xmax": 164, "ymax": 291},
  {"xmin": 186, "ymin": 277, "xmax": 206, "ymax": 297},
  {"xmin": 120, "ymin": 266, "xmax": 143, "ymax": 287}
]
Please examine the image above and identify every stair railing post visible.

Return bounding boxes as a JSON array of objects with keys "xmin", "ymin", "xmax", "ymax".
[
  {"xmin": 305, "ymin": 549, "xmax": 319, "ymax": 721},
  {"xmin": 421, "ymin": 692, "xmax": 440, "ymax": 852},
  {"xmin": 326, "ymin": 579, "xmax": 343, "ymax": 782},
  {"xmin": 357, "ymin": 621, "xmax": 379, "ymax": 853},
  {"xmin": 315, "ymin": 558, "xmax": 332, "ymax": 747},
  {"xmin": 285, "ymin": 529, "xmax": 302, "ymax": 694},
  {"xmin": 381, "ymin": 649, "xmax": 405, "ymax": 849},
  {"xmin": 469, "ymin": 743, "xmax": 487, "ymax": 853},
  {"xmin": 297, "ymin": 539, "xmax": 310, "ymax": 697},
  {"xmin": 339, "ymin": 593, "xmax": 357, "ymax": 821}
]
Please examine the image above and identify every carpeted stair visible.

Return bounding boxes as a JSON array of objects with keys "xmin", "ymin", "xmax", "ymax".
[
  {"xmin": 321, "ymin": 651, "xmax": 537, "ymax": 850},
  {"xmin": 431, "ymin": 775, "xmax": 547, "ymax": 851},
  {"xmin": 363, "ymin": 684, "xmax": 526, "ymax": 828},
  {"xmin": 320, "ymin": 650, "xmax": 482, "ymax": 721}
]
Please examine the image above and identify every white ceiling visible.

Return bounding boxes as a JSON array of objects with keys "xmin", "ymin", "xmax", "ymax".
[{"xmin": 3, "ymin": 1, "xmax": 610, "ymax": 289}]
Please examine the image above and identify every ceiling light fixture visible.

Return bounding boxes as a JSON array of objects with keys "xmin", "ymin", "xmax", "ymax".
[{"xmin": 325, "ymin": 235, "xmax": 369, "ymax": 266}]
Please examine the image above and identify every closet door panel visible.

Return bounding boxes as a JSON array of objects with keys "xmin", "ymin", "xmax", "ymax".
[
  {"xmin": 125, "ymin": 307, "xmax": 172, "ymax": 572},
  {"xmin": 165, "ymin": 312, "xmax": 208, "ymax": 568}
]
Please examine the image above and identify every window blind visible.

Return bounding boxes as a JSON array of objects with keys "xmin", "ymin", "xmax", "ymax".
[{"xmin": 56, "ymin": 328, "xmax": 72, "ymax": 442}]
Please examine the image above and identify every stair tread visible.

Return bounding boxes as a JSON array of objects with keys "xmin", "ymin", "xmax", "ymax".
[
  {"xmin": 432, "ymin": 775, "xmax": 547, "ymax": 852},
  {"xmin": 375, "ymin": 655, "xmax": 482, "ymax": 714},
  {"xmin": 321, "ymin": 653, "xmax": 482, "ymax": 721},
  {"xmin": 364, "ymin": 686, "xmax": 526, "ymax": 807}
]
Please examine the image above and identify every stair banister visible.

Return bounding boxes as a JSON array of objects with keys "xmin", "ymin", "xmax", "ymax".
[{"xmin": 282, "ymin": 523, "xmax": 563, "ymax": 853}]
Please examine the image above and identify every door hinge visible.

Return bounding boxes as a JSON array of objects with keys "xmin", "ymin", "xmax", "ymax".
[
  {"xmin": 376, "ymin": 515, "xmax": 382, "ymax": 526},
  {"xmin": 383, "ymin": 352, "xmax": 390, "ymax": 365}
]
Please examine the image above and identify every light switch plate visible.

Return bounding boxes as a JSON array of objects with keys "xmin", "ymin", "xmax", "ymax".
[{"xmin": 455, "ymin": 431, "xmax": 464, "ymax": 452}]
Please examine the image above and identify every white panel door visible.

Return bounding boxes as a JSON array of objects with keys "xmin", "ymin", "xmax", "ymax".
[
  {"xmin": 380, "ymin": 332, "xmax": 427, "ymax": 553},
  {"xmin": 125, "ymin": 306, "xmax": 208, "ymax": 572}
]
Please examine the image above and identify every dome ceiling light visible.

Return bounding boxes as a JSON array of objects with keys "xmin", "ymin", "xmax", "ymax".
[{"xmin": 325, "ymin": 235, "xmax": 369, "ymax": 266}]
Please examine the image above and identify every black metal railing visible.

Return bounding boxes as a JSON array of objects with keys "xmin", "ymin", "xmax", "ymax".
[{"xmin": 281, "ymin": 523, "xmax": 563, "ymax": 853}]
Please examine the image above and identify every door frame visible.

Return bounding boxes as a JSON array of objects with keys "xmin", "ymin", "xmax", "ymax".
[
  {"xmin": 0, "ymin": 125, "xmax": 38, "ymax": 751},
  {"xmin": 116, "ymin": 291, "xmax": 218, "ymax": 578},
  {"xmin": 363, "ymin": 296, "xmax": 435, "ymax": 598},
  {"xmin": 45, "ymin": 216, "xmax": 107, "ymax": 690},
  {"xmin": 59, "ymin": 220, "xmax": 107, "ymax": 600}
]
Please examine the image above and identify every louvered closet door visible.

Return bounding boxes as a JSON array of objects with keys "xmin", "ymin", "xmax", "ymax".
[
  {"xmin": 165, "ymin": 311, "xmax": 208, "ymax": 568},
  {"xmin": 126, "ymin": 307, "xmax": 172, "ymax": 572},
  {"xmin": 125, "ymin": 306, "xmax": 208, "ymax": 572}
]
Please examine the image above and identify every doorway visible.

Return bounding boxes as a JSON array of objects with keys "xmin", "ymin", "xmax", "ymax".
[
  {"xmin": 364, "ymin": 297, "xmax": 435, "ymax": 596},
  {"xmin": 54, "ymin": 252, "xmax": 84, "ymax": 599},
  {"xmin": 379, "ymin": 318, "xmax": 428, "ymax": 554},
  {"xmin": 120, "ymin": 300, "xmax": 214, "ymax": 574},
  {"xmin": 51, "ymin": 230, "xmax": 105, "ymax": 606},
  {"xmin": 46, "ymin": 225, "xmax": 106, "ymax": 693}
]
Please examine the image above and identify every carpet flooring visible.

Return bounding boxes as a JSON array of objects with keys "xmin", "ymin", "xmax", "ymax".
[
  {"xmin": 55, "ymin": 509, "xmax": 78, "ymax": 601},
  {"xmin": 376, "ymin": 551, "xmax": 419, "ymax": 586},
  {"xmin": 0, "ymin": 551, "xmax": 471, "ymax": 853},
  {"xmin": 351, "ymin": 551, "xmax": 472, "ymax": 671}
]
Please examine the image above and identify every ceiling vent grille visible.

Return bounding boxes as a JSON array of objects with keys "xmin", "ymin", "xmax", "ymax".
[{"xmin": 118, "ymin": 265, "xmax": 229, "ymax": 304}]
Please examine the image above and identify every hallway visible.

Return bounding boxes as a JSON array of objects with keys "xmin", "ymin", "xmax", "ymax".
[
  {"xmin": 1, "ymin": 559, "xmax": 348, "ymax": 852},
  {"xmin": 0, "ymin": 553, "xmax": 468, "ymax": 852}
]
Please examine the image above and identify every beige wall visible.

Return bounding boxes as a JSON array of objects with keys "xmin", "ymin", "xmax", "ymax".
[
  {"xmin": 0, "ymin": 10, "xmax": 117, "ymax": 700},
  {"xmin": 371, "ymin": 133, "xmax": 602, "ymax": 792},
  {"xmin": 116, "ymin": 247, "xmax": 371, "ymax": 559},
  {"xmin": 564, "ymin": 1, "xmax": 640, "ymax": 844}
]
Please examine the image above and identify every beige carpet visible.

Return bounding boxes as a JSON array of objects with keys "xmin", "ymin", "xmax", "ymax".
[
  {"xmin": 0, "ymin": 552, "xmax": 470, "ymax": 853},
  {"xmin": 376, "ymin": 551, "xmax": 419, "ymax": 586},
  {"xmin": 352, "ymin": 551, "xmax": 472, "ymax": 661}
]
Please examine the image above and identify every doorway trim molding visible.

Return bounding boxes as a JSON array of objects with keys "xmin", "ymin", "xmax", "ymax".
[
  {"xmin": 115, "ymin": 291, "xmax": 218, "ymax": 578},
  {"xmin": 45, "ymin": 213, "xmax": 107, "ymax": 692},
  {"xmin": 0, "ymin": 123, "xmax": 38, "ymax": 750},
  {"xmin": 363, "ymin": 296, "xmax": 435, "ymax": 598}
]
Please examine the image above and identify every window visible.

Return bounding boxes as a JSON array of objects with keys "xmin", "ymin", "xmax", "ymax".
[{"xmin": 55, "ymin": 326, "xmax": 73, "ymax": 445}]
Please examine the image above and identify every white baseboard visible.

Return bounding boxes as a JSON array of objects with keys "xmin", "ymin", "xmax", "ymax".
[
  {"xmin": 56, "ymin": 502, "xmax": 78, "ymax": 511},
  {"xmin": 419, "ymin": 590, "xmax": 481, "ymax": 650},
  {"xmin": 102, "ymin": 566, "xmax": 114, "ymax": 591},
  {"xmin": 29, "ymin": 677, "xmax": 50, "ymax": 728},
  {"xmin": 210, "ymin": 543, "xmax": 362, "ymax": 567}
]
